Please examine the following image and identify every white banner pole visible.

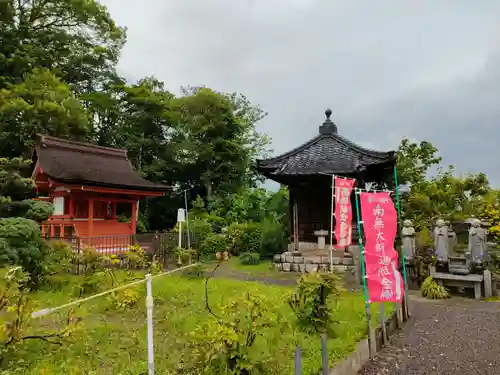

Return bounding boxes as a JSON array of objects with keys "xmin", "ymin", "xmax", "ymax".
[
  {"xmin": 178, "ymin": 221, "xmax": 182, "ymax": 249},
  {"xmin": 330, "ymin": 174, "xmax": 335, "ymax": 271},
  {"xmin": 145, "ymin": 273, "xmax": 154, "ymax": 375}
]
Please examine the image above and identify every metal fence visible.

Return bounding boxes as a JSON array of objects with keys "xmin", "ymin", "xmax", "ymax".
[{"xmin": 44, "ymin": 231, "xmax": 199, "ymax": 272}]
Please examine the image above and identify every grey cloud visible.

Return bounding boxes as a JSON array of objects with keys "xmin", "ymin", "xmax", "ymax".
[
  {"xmin": 347, "ymin": 49, "xmax": 500, "ymax": 184},
  {"xmin": 101, "ymin": 0, "xmax": 500, "ymax": 184}
]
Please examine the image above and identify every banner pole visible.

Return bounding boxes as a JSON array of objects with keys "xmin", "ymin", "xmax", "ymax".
[
  {"xmin": 354, "ymin": 189, "xmax": 372, "ymax": 352},
  {"xmin": 330, "ymin": 174, "xmax": 335, "ymax": 271},
  {"xmin": 392, "ymin": 165, "xmax": 410, "ymax": 318},
  {"xmin": 145, "ymin": 273, "xmax": 155, "ymax": 375}
]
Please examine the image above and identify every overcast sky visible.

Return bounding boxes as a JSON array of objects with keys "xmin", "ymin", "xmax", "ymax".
[{"xmin": 101, "ymin": 0, "xmax": 500, "ymax": 185}]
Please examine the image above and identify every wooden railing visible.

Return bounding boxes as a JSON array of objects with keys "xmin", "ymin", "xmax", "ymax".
[{"xmin": 41, "ymin": 222, "xmax": 76, "ymax": 237}]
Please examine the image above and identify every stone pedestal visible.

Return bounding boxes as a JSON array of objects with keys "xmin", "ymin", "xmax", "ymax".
[{"xmin": 314, "ymin": 229, "xmax": 329, "ymax": 250}]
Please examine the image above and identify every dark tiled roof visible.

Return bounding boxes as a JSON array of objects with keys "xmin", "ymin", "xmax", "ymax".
[
  {"xmin": 34, "ymin": 135, "xmax": 169, "ymax": 192},
  {"xmin": 257, "ymin": 109, "xmax": 396, "ymax": 178}
]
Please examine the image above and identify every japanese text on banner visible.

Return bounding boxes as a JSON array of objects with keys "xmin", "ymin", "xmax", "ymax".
[
  {"xmin": 359, "ymin": 192, "xmax": 404, "ymax": 303},
  {"xmin": 333, "ymin": 177, "xmax": 355, "ymax": 249}
]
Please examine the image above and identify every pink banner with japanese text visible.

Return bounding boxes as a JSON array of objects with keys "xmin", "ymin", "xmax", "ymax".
[
  {"xmin": 333, "ymin": 177, "xmax": 356, "ymax": 249},
  {"xmin": 359, "ymin": 192, "xmax": 404, "ymax": 303}
]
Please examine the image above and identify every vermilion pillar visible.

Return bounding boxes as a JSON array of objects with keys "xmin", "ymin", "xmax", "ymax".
[
  {"xmin": 88, "ymin": 199, "xmax": 94, "ymax": 237},
  {"xmin": 131, "ymin": 200, "xmax": 137, "ymax": 234},
  {"xmin": 69, "ymin": 196, "xmax": 74, "ymax": 218}
]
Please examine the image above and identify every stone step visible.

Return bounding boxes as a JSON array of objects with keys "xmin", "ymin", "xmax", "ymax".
[
  {"xmin": 274, "ymin": 262, "xmax": 353, "ymax": 273},
  {"xmin": 273, "ymin": 253, "xmax": 353, "ymax": 266}
]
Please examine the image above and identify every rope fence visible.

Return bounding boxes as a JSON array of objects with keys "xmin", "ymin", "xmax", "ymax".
[{"xmin": 31, "ymin": 263, "xmax": 199, "ymax": 375}]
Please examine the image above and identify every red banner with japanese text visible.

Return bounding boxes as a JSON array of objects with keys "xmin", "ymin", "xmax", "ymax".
[
  {"xmin": 333, "ymin": 177, "xmax": 356, "ymax": 249},
  {"xmin": 359, "ymin": 192, "xmax": 404, "ymax": 303}
]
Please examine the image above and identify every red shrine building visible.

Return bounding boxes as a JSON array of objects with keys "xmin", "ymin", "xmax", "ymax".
[{"xmin": 32, "ymin": 135, "xmax": 169, "ymax": 250}]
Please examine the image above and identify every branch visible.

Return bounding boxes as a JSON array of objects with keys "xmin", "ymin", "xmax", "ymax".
[
  {"xmin": 3, "ymin": 330, "xmax": 65, "ymax": 349},
  {"xmin": 204, "ymin": 261, "xmax": 221, "ymax": 320},
  {"xmin": 19, "ymin": 334, "xmax": 63, "ymax": 345}
]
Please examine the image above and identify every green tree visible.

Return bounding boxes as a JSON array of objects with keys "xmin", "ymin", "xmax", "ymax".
[
  {"xmin": 402, "ymin": 167, "xmax": 490, "ymax": 230},
  {"xmin": 0, "ymin": 158, "xmax": 53, "ymax": 287},
  {"xmin": 0, "ymin": 69, "xmax": 89, "ymax": 158},
  {"xmin": 85, "ymin": 77, "xmax": 183, "ymax": 231},
  {"xmin": 0, "ymin": 0, "xmax": 125, "ymax": 91},
  {"xmin": 475, "ymin": 190, "xmax": 500, "ymax": 242},
  {"xmin": 172, "ymin": 87, "xmax": 269, "ymax": 201},
  {"xmin": 396, "ymin": 138, "xmax": 491, "ymax": 230},
  {"xmin": 396, "ymin": 138, "xmax": 442, "ymax": 187},
  {"xmin": 0, "ymin": 158, "xmax": 33, "ymax": 204},
  {"xmin": 0, "ymin": 157, "xmax": 52, "ymax": 220},
  {"xmin": 114, "ymin": 77, "xmax": 176, "ymax": 179}
]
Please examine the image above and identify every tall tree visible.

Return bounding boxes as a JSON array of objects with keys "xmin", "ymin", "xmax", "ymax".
[
  {"xmin": 0, "ymin": 157, "xmax": 52, "ymax": 220},
  {"xmin": 0, "ymin": 0, "xmax": 125, "ymax": 91},
  {"xmin": 172, "ymin": 87, "xmax": 269, "ymax": 201},
  {"xmin": 0, "ymin": 69, "xmax": 89, "ymax": 157},
  {"xmin": 396, "ymin": 138, "xmax": 491, "ymax": 229},
  {"xmin": 396, "ymin": 138, "xmax": 442, "ymax": 187},
  {"xmin": 116, "ymin": 77, "xmax": 175, "ymax": 178},
  {"xmin": 402, "ymin": 167, "xmax": 490, "ymax": 229}
]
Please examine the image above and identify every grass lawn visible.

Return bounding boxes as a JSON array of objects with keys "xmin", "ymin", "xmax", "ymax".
[{"xmin": 4, "ymin": 269, "xmax": 393, "ymax": 375}]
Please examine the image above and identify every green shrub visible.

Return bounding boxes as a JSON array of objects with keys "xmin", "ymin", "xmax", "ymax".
[
  {"xmin": 205, "ymin": 214, "xmax": 226, "ymax": 233},
  {"xmin": 289, "ymin": 272, "xmax": 345, "ymax": 335},
  {"xmin": 421, "ymin": 276, "xmax": 450, "ymax": 299},
  {"xmin": 24, "ymin": 200, "xmax": 54, "ymax": 222},
  {"xmin": 189, "ymin": 218, "xmax": 212, "ymax": 246},
  {"xmin": 77, "ymin": 247, "xmax": 102, "ymax": 276},
  {"xmin": 39, "ymin": 241, "xmax": 73, "ymax": 289},
  {"xmin": 228, "ymin": 223, "xmax": 246, "ymax": 249},
  {"xmin": 148, "ymin": 255, "xmax": 164, "ymax": 274},
  {"xmin": 0, "ymin": 217, "xmax": 45, "ymax": 287},
  {"xmin": 74, "ymin": 274, "xmax": 101, "ymax": 297},
  {"xmin": 184, "ymin": 293, "xmax": 275, "ymax": 374},
  {"xmin": 259, "ymin": 218, "xmax": 287, "ymax": 259},
  {"xmin": 175, "ymin": 247, "xmax": 197, "ymax": 266},
  {"xmin": 124, "ymin": 244, "xmax": 146, "ymax": 269},
  {"xmin": 233, "ymin": 222, "xmax": 263, "ymax": 255},
  {"xmin": 182, "ymin": 263, "xmax": 205, "ymax": 279},
  {"xmin": 43, "ymin": 274, "xmax": 70, "ymax": 291},
  {"xmin": 111, "ymin": 288, "xmax": 140, "ymax": 310},
  {"xmin": 239, "ymin": 252, "xmax": 260, "ymax": 265},
  {"xmin": 200, "ymin": 234, "xmax": 230, "ymax": 256},
  {"xmin": 43, "ymin": 240, "xmax": 73, "ymax": 275}
]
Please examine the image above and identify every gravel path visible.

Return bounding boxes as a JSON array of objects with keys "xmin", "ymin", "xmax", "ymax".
[
  {"xmin": 359, "ymin": 295, "xmax": 500, "ymax": 375},
  {"xmin": 213, "ymin": 269, "xmax": 299, "ymax": 286}
]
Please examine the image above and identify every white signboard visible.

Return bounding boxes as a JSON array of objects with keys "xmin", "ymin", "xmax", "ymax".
[{"xmin": 177, "ymin": 208, "xmax": 186, "ymax": 222}]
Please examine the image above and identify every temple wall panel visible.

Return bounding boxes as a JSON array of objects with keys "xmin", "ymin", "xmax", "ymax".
[{"xmin": 289, "ymin": 181, "xmax": 359, "ymax": 245}]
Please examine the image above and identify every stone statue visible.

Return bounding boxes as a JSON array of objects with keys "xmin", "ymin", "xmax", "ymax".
[
  {"xmin": 447, "ymin": 224, "xmax": 457, "ymax": 255},
  {"xmin": 401, "ymin": 219, "xmax": 416, "ymax": 260},
  {"xmin": 434, "ymin": 219, "xmax": 449, "ymax": 262},
  {"xmin": 468, "ymin": 218, "xmax": 487, "ymax": 264}
]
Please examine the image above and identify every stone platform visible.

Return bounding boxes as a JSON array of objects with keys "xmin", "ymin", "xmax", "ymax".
[{"xmin": 272, "ymin": 251, "xmax": 355, "ymax": 273}]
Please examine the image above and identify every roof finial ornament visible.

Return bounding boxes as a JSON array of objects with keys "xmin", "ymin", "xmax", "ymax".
[
  {"xmin": 325, "ymin": 108, "xmax": 332, "ymax": 122},
  {"xmin": 319, "ymin": 107, "xmax": 338, "ymax": 135}
]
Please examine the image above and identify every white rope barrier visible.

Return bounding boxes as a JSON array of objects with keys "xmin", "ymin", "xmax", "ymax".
[
  {"xmin": 31, "ymin": 263, "xmax": 198, "ymax": 318},
  {"xmin": 31, "ymin": 262, "xmax": 199, "ymax": 375}
]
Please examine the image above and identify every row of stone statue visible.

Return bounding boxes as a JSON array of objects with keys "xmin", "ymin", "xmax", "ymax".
[{"xmin": 401, "ymin": 218, "xmax": 488, "ymax": 264}]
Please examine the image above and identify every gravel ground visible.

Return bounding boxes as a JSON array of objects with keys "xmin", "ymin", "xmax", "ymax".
[
  {"xmin": 213, "ymin": 269, "xmax": 299, "ymax": 286},
  {"xmin": 359, "ymin": 294, "xmax": 500, "ymax": 375}
]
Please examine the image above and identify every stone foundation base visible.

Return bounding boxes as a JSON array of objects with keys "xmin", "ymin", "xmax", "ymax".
[{"xmin": 273, "ymin": 252, "xmax": 354, "ymax": 273}]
